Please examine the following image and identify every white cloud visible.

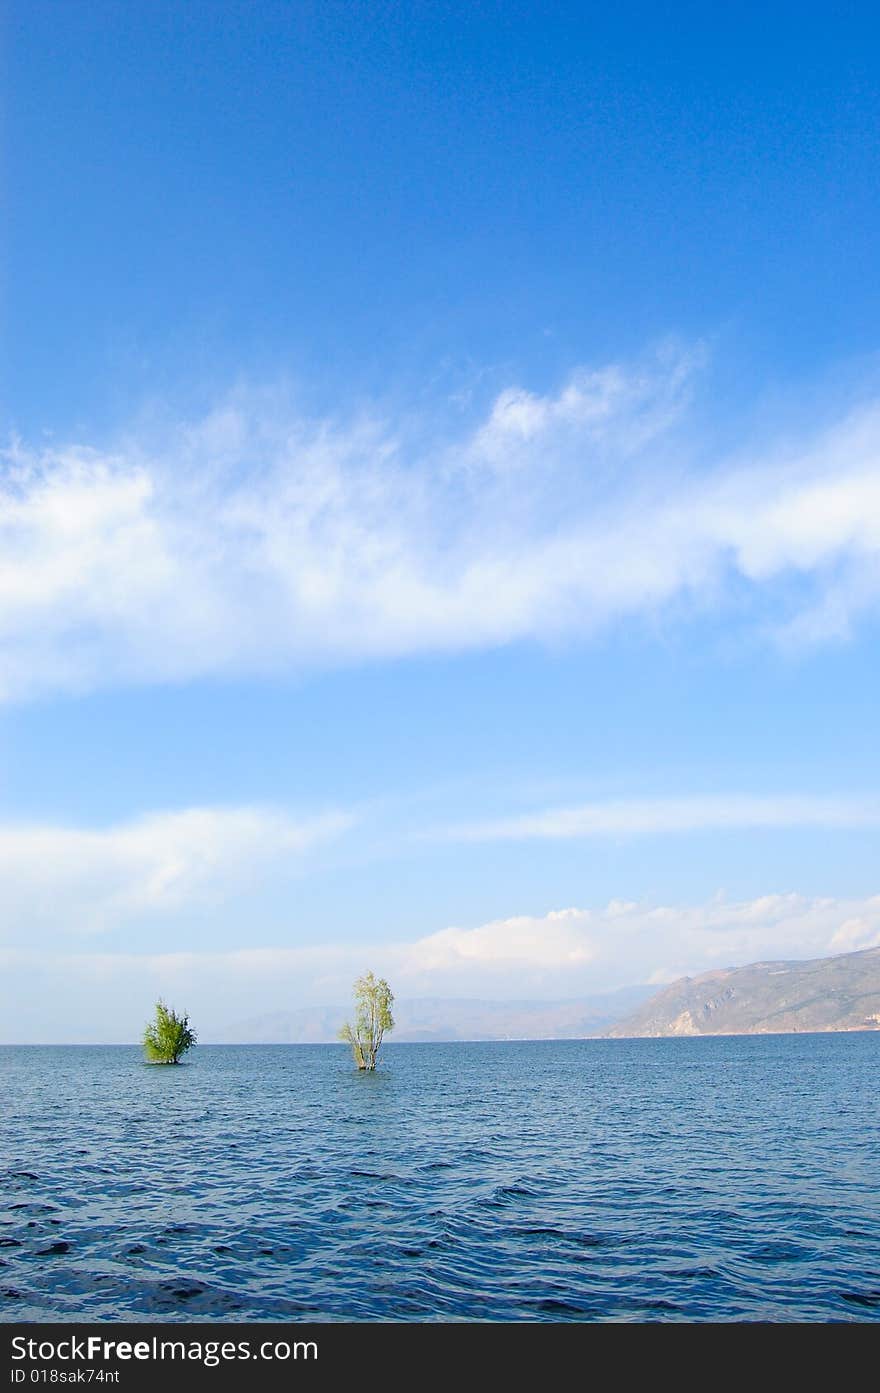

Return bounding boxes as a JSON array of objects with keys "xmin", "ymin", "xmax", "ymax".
[
  {"xmin": 3, "ymin": 891, "xmax": 880, "ymax": 1040},
  {"xmin": 402, "ymin": 906, "xmax": 597, "ymax": 972},
  {"xmin": 393, "ymin": 892, "xmax": 880, "ymax": 994},
  {"xmin": 4, "ymin": 348, "xmax": 880, "ymax": 700},
  {"xmin": 829, "ymin": 915, "xmax": 880, "ymax": 952},
  {"xmin": 0, "ymin": 805, "xmax": 353, "ymax": 940},
  {"xmin": 470, "ymin": 345, "xmax": 700, "ymax": 466},
  {"xmin": 1, "ymin": 790, "xmax": 868, "ymax": 952},
  {"xmin": 439, "ymin": 793, "xmax": 880, "ymax": 842}
]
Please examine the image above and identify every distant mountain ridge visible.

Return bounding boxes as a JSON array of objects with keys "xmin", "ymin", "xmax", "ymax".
[
  {"xmin": 607, "ymin": 945, "xmax": 880, "ymax": 1037},
  {"xmin": 214, "ymin": 946, "xmax": 880, "ymax": 1043},
  {"xmin": 217, "ymin": 986, "xmax": 652, "ymax": 1043}
]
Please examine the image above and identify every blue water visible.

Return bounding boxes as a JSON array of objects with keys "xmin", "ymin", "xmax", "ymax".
[{"xmin": 1, "ymin": 1036, "xmax": 879, "ymax": 1322}]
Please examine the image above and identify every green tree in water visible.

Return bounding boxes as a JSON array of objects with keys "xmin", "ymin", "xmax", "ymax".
[
  {"xmin": 143, "ymin": 1000, "xmax": 197, "ymax": 1064},
  {"xmin": 338, "ymin": 972, "xmax": 394, "ymax": 1070}
]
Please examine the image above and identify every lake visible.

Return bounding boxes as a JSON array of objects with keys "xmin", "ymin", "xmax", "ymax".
[{"xmin": 2, "ymin": 1035, "xmax": 879, "ymax": 1321}]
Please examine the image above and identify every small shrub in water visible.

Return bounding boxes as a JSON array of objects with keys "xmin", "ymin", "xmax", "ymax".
[
  {"xmin": 338, "ymin": 971, "xmax": 394, "ymax": 1070},
  {"xmin": 143, "ymin": 1000, "xmax": 197, "ymax": 1065}
]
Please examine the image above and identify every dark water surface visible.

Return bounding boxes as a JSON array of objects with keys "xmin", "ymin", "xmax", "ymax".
[{"xmin": 2, "ymin": 1036, "xmax": 879, "ymax": 1322}]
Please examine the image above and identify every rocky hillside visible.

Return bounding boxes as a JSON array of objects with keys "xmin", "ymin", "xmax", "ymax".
[{"xmin": 607, "ymin": 945, "xmax": 880, "ymax": 1037}]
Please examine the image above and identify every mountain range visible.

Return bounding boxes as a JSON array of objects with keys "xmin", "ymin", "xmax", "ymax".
[
  {"xmin": 219, "ymin": 986, "xmax": 652, "ymax": 1043},
  {"xmin": 607, "ymin": 944, "xmax": 880, "ymax": 1037},
  {"xmin": 216, "ymin": 945, "xmax": 880, "ymax": 1042}
]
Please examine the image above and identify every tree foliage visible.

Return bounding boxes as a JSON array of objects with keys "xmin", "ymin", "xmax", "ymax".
[
  {"xmin": 143, "ymin": 1000, "xmax": 197, "ymax": 1065},
  {"xmin": 338, "ymin": 971, "xmax": 394, "ymax": 1070}
]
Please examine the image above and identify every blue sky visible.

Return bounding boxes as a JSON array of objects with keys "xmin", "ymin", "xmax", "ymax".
[{"xmin": 2, "ymin": 2, "xmax": 880, "ymax": 1040}]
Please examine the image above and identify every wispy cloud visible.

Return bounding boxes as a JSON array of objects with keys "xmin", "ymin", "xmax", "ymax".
[
  {"xmin": 0, "ymin": 805, "xmax": 353, "ymax": 940},
  {"xmin": 4, "ymin": 891, "xmax": 879, "ymax": 1040},
  {"xmin": 469, "ymin": 344, "xmax": 700, "ymax": 467},
  {"xmin": 3, "ymin": 345, "xmax": 880, "ymax": 700},
  {"xmin": 438, "ymin": 793, "xmax": 880, "ymax": 842}
]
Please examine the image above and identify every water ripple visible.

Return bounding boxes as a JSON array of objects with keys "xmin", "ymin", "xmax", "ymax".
[{"xmin": 2, "ymin": 1036, "xmax": 879, "ymax": 1321}]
